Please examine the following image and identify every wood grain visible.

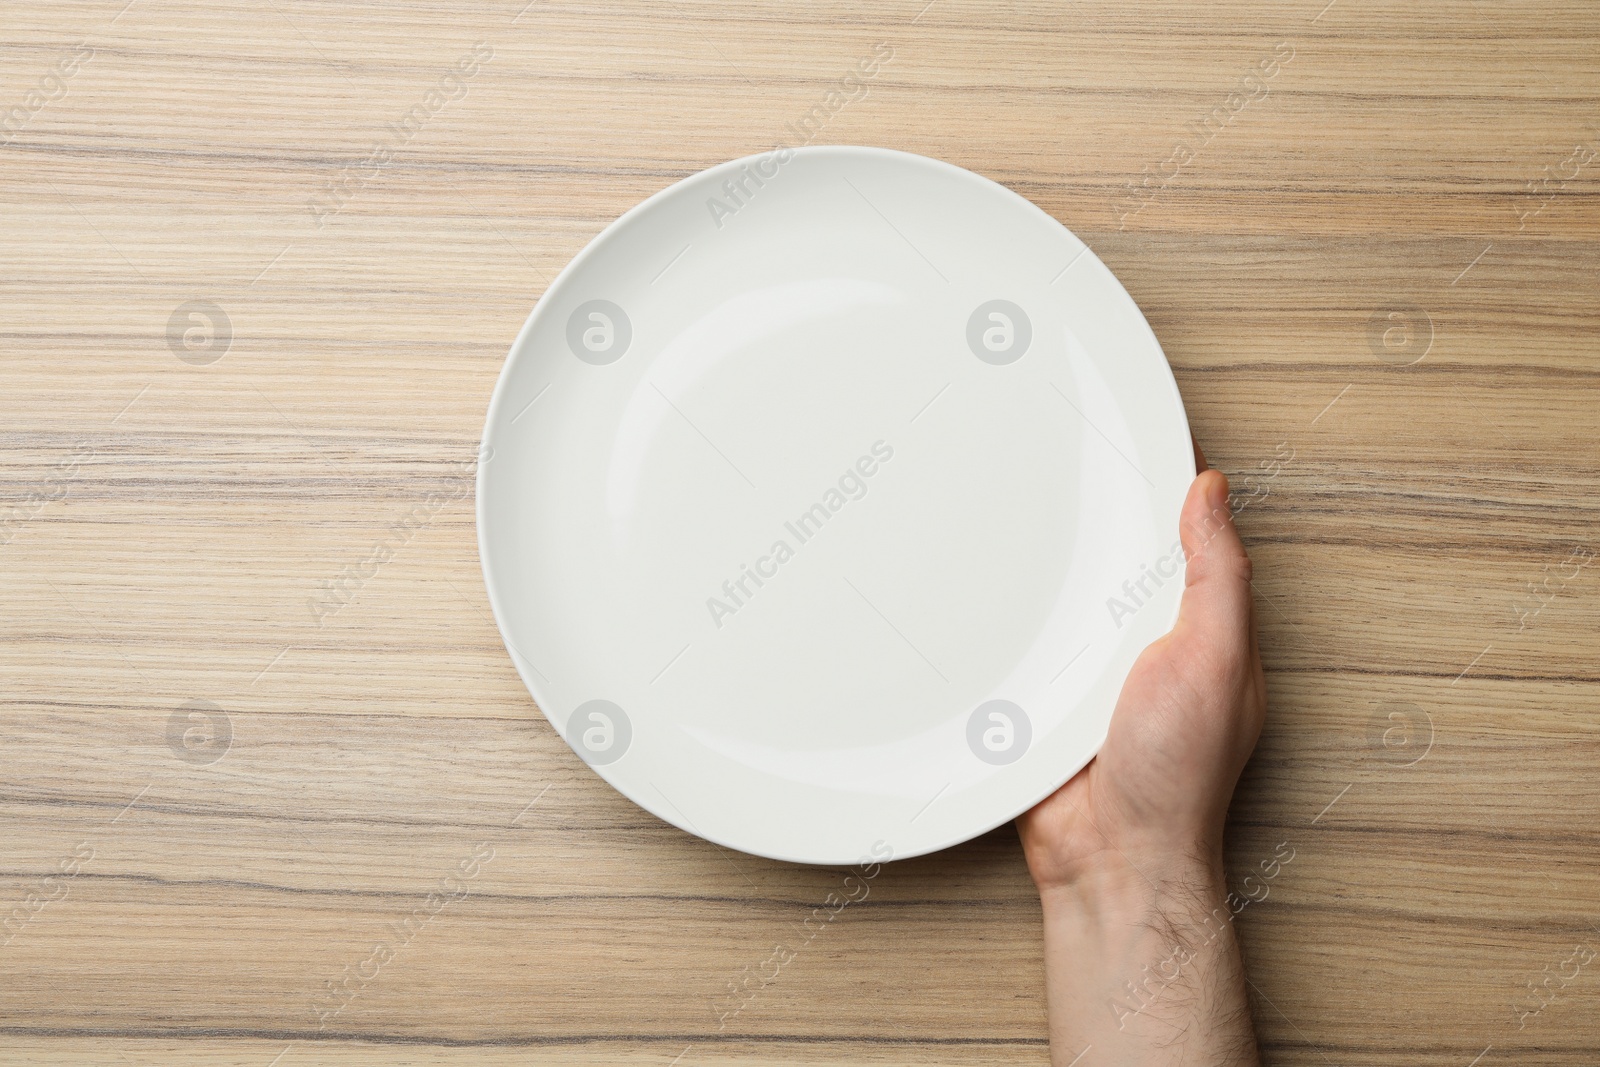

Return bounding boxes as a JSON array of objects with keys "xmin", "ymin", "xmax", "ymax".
[{"xmin": 2, "ymin": 0, "xmax": 1598, "ymax": 1063}]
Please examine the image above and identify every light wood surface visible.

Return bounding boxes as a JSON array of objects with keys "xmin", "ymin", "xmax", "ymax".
[{"xmin": 3, "ymin": 1, "xmax": 1598, "ymax": 1064}]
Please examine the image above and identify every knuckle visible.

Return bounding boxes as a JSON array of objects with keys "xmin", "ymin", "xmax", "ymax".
[{"xmin": 1194, "ymin": 540, "xmax": 1252, "ymax": 587}]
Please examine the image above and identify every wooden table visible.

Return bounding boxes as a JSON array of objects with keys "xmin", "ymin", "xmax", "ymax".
[{"xmin": 3, "ymin": 1, "xmax": 1597, "ymax": 1063}]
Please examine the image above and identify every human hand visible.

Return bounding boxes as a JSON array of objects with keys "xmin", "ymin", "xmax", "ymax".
[{"xmin": 1017, "ymin": 450, "xmax": 1266, "ymax": 889}]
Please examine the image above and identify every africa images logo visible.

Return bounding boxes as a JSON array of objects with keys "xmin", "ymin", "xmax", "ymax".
[{"xmin": 705, "ymin": 440, "xmax": 894, "ymax": 629}]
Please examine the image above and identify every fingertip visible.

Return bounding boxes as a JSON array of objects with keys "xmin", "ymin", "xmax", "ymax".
[
  {"xmin": 1179, "ymin": 469, "xmax": 1234, "ymax": 557},
  {"xmin": 1196, "ymin": 468, "xmax": 1230, "ymax": 514}
]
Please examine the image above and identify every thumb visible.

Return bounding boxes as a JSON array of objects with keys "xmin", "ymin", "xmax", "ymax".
[{"xmin": 1176, "ymin": 469, "xmax": 1253, "ymax": 636}]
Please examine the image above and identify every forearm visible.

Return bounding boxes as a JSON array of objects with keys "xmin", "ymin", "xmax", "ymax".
[{"xmin": 1037, "ymin": 852, "xmax": 1259, "ymax": 1066}]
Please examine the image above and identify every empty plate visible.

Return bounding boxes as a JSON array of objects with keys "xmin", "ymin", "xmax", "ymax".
[{"xmin": 478, "ymin": 145, "xmax": 1192, "ymax": 865}]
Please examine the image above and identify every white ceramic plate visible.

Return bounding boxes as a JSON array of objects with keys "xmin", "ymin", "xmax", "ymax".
[{"xmin": 478, "ymin": 145, "xmax": 1193, "ymax": 865}]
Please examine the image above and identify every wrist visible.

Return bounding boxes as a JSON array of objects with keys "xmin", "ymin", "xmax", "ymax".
[
  {"xmin": 1038, "ymin": 847, "xmax": 1225, "ymax": 936},
  {"xmin": 1032, "ymin": 829, "xmax": 1224, "ymax": 900}
]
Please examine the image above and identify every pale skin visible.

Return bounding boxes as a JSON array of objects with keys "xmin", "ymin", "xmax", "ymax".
[{"xmin": 1017, "ymin": 447, "xmax": 1268, "ymax": 1065}]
